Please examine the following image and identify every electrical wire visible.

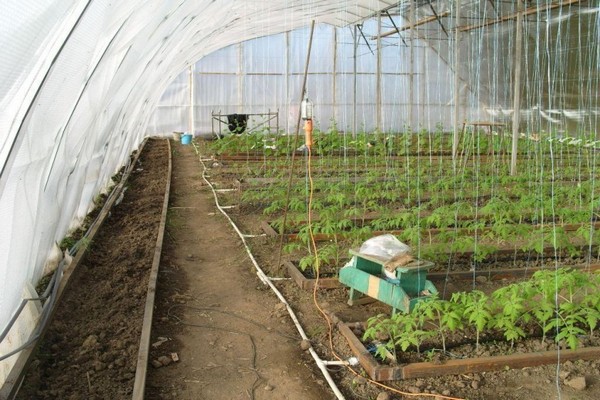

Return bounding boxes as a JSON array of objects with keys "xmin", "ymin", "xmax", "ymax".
[{"xmin": 304, "ymin": 143, "xmax": 465, "ymax": 400}]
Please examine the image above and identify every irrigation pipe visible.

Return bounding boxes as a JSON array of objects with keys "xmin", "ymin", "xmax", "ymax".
[{"xmin": 191, "ymin": 142, "xmax": 346, "ymax": 400}]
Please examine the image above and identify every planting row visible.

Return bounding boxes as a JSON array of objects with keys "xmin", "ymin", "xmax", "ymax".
[
  {"xmin": 363, "ymin": 267, "xmax": 600, "ymax": 361},
  {"xmin": 208, "ymin": 128, "xmax": 600, "ymax": 159}
]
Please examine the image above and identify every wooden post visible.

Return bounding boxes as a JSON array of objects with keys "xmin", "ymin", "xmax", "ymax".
[
  {"xmin": 376, "ymin": 11, "xmax": 382, "ymax": 132},
  {"xmin": 189, "ymin": 65, "xmax": 194, "ymax": 135},
  {"xmin": 452, "ymin": 0, "xmax": 462, "ymax": 162},
  {"xmin": 332, "ymin": 26, "xmax": 337, "ymax": 127},
  {"xmin": 409, "ymin": 1, "xmax": 416, "ymax": 130},
  {"xmin": 285, "ymin": 31, "xmax": 290, "ymax": 133},
  {"xmin": 353, "ymin": 24, "xmax": 358, "ymax": 138},
  {"xmin": 237, "ymin": 42, "xmax": 243, "ymax": 113},
  {"xmin": 276, "ymin": 20, "xmax": 316, "ymax": 268},
  {"xmin": 510, "ymin": 1, "xmax": 524, "ymax": 176}
]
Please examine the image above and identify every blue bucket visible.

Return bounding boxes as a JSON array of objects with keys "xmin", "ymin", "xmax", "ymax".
[{"xmin": 181, "ymin": 134, "xmax": 192, "ymax": 145}]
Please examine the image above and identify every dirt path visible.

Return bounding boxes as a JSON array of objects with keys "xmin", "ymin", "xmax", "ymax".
[{"xmin": 146, "ymin": 142, "xmax": 332, "ymax": 399}]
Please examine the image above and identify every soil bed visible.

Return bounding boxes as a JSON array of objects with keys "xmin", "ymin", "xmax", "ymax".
[
  {"xmin": 17, "ymin": 138, "xmax": 169, "ymax": 400},
  {"xmin": 338, "ymin": 319, "xmax": 600, "ymax": 382}
]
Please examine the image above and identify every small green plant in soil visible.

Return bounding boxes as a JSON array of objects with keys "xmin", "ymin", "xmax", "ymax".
[{"xmin": 363, "ymin": 268, "xmax": 600, "ymax": 358}]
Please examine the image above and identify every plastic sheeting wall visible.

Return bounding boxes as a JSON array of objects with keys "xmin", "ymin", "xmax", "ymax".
[
  {"xmin": 0, "ymin": 0, "xmax": 394, "ymax": 379},
  {"xmin": 149, "ymin": 22, "xmax": 463, "ymax": 136},
  {"xmin": 151, "ymin": 2, "xmax": 599, "ymax": 137}
]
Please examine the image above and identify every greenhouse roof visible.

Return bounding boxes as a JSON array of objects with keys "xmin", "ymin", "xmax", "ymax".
[{"xmin": 0, "ymin": 0, "xmax": 598, "ymax": 392}]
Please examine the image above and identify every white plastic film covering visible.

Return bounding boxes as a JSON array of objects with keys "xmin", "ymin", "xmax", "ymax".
[
  {"xmin": 0, "ymin": 0, "xmax": 599, "ymax": 379},
  {"xmin": 0, "ymin": 0, "xmax": 395, "ymax": 365},
  {"xmin": 151, "ymin": 21, "xmax": 463, "ymax": 135},
  {"xmin": 151, "ymin": 2, "xmax": 599, "ymax": 137}
]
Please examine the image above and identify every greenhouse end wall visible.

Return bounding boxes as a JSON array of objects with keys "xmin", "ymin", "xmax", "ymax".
[{"xmin": 150, "ymin": 5, "xmax": 599, "ymax": 139}]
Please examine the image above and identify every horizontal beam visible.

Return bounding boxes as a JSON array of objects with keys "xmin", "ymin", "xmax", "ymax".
[
  {"xmin": 371, "ymin": 12, "xmax": 450, "ymax": 40},
  {"xmin": 458, "ymin": 0, "xmax": 581, "ymax": 32}
]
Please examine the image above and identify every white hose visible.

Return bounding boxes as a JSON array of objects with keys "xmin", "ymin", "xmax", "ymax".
[
  {"xmin": 321, "ymin": 357, "xmax": 359, "ymax": 366},
  {"xmin": 192, "ymin": 143, "xmax": 346, "ymax": 400}
]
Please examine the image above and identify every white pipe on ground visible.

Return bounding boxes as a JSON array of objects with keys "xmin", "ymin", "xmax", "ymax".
[{"xmin": 192, "ymin": 142, "xmax": 346, "ymax": 400}]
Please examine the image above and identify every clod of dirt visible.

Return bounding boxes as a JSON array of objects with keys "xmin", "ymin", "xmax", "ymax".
[
  {"xmin": 565, "ymin": 376, "xmax": 586, "ymax": 391},
  {"xmin": 559, "ymin": 370, "xmax": 571, "ymax": 380},
  {"xmin": 264, "ymin": 384, "xmax": 274, "ymax": 391},
  {"xmin": 353, "ymin": 376, "xmax": 367, "ymax": 385},
  {"xmin": 158, "ymin": 355, "xmax": 172, "ymax": 366},
  {"xmin": 376, "ymin": 392, "xmax": 390, "ymax": 400},
  {"xmin": 300, "ymin": 339, "xmax": 311, "ymax": 351},
  {"xmin": 93, "ymin": 361, "xmax": 107, "ymax": 372},
  {"xmin": 82, "ymin": 335, "xmax": 99, "ymax": 349},
  {"xmin": 151, "ymin": 360, "xmax": 163, "ymax": 369},
  {"xmin": 471, "ymin": 380, "xmax": 480, "ymax": 389},
  {"xmin": 273, "ymin": 302, "xmax": 288, "ymax": 318}
]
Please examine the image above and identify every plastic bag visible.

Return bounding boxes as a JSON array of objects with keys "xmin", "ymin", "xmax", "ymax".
[
  {"xmin": 358, "ymin": 234, "xmax": 413, "ymax": 273},
  {"xmin": 359, "ymin": 234, "xmax": 411, "ymax": 260}
]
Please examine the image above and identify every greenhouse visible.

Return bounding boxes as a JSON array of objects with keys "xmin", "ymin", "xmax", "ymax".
[{"xmin": 1, "ymin": 1, "xmax": 599, "ymax": 399}]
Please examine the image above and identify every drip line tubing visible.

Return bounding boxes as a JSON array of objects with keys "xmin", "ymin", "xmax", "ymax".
[{"xmin": 192, "ymin": 141, "xmax": 346, "ymax": 400}]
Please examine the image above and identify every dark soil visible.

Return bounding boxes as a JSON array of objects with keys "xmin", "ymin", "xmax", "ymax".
[{"xmin": 17, "ymin": 138, "xmax": 169, "ymax": 400}]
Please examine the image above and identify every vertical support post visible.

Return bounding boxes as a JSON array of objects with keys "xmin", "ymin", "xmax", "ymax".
[
  {"xmin": 452, "ymin": 0, "xmax": 462, "ymax": 162},
  {"xmin": 376, "ymin": 11, "xmax": 382, "ymax": 132},
  {"xmin": 285, "ymin": 31, "xmax": 290, "ymax": 133},
  {"xmin": 276, "ymin": 20, "xmax": 316, "ymax": 268},
  {"xmin": 421, "ymin": 42, "xmax": 427, "ymax": 128},
  {"xmin": 510, "ymin": 1, "xmax": 524, "ymax": 176},
  {"xmin": 189, "ymin": 64, "xmax": 194, "ymax": 136},
  {"xmin": 332, "ymin": 26, "xmax": 337, "ymax": 127},
  {"xmin": 409, "ymin": 1, "xmax": 416, "ymax": 130},
  {"xmin": 353, "ymin": 24, "xmax": 358, "ymax": 138},
  {"xmin": 238, "ymin": 42, "xmax": 243, "ymax": 113}
]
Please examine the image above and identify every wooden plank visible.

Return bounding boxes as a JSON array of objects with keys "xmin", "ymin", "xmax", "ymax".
[
  {"xmin": 401, "ymin": 347, "xmax": 600, "ymax": 379},
  {"xmin": 338, "ymin": 319, "xmax": 600, "ymax": 381},
  {"xmin": 337, "ymin": 322, "xmax": 401, "ymax": 381},
  {"xmin": 459, "ymin": 0, "xmax": 581, "ymax": 32},
  {"xmin": 260, "ymin": 220, "xmax": 279, "ymax": 237},
  {"xmin": 284, "ymin": 261, "xmax": 342, "ymax": 290},
  {"xmin": 372, "ymin": 12, "xmax": 450, "ymax": 39},
  {"xmin": 286, "ymin": 260, "xmax": 310, "ymax": 289},
  {"xmin": 132, "ymin": 139, "xmax": 172, "ymax": 399}
]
